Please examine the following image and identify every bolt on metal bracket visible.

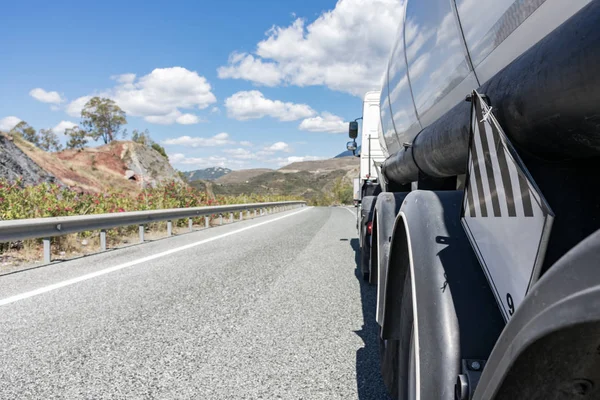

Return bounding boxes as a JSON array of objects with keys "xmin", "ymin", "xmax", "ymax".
[{"xmin": 455, "ymin": 359, "xmax": 486, "ymax": 400}]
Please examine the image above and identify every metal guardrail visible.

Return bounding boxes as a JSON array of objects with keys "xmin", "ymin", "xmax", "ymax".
[{"xmin": 0, "ymin": 201, "xmax": 306, "ymax": 264}]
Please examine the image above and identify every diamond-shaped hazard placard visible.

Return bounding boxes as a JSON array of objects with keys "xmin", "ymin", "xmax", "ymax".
[{"xmin": 461, "ymin": 91, "xmax": 554, "ymax": 321}]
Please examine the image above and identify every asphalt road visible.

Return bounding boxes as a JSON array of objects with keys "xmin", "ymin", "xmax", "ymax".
[{"xmin": 0, "ymin": 206, "xmax": 390, "ymax": 399}]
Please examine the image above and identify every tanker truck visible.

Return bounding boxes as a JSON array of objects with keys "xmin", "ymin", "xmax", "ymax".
[
  {"xmin": 345, "ymin": 1, "xmax": 600, "ymax": 398},
  {"xmin": 348, "ymin": 91, "xmax": 386, "ymax": 280}
]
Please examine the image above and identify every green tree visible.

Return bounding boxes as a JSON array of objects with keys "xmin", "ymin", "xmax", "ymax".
[
  {"xmin": 81, "ymin": 97, "xmax": 127, "ymax": 144},
  {"xmin": 151, "ymin": 143, "xmax": 168, "ymax": 160},
  {"xmin": 130, "ymin": 128, "xmax": 168, "ymax": 160},
  {"xmin": 131, "ymin": 128, "xmax": 151, "ymax": 146},
  {"xmin": 38, "ymin": 128, "xmax": 63, "ymax": 152},
  {"xmin": 64, "ymin": 126, "xmax": 88, "ymax": 149},
  {"xmin": 10, "ymin": 121, "xmax": 39, "ymax": 146}
]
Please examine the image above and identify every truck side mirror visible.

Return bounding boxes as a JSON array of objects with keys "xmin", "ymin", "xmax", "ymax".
[
  {"xmin": 346, "ymin": 140, "xmax": 358, "ymax": 154},
  {"xmin": 349, "ymin": 121, "xmax": 358, "ymax": 139}
]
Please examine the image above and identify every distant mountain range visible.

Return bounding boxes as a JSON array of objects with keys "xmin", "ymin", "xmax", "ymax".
[
  {"xmin": 335, "ymin": 145, "xmax": 361, "ymax": 158},
  {"xmin": 183, "ymin": 167, "xmax": 232, "ymax": 181},
  {"xmin": 189, "ymin": 157, "xmax": 360, "ymax": 205}
]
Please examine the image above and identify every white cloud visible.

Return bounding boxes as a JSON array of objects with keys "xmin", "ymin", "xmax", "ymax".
[
  {"xmin": 169, "ymin": 153, "xmax": 248, "ymax": 168},
  {"xmin": 169, "ymin": 153, "xmax": 230, "ymax": 168},
  {"xmin": 162, "ymin": 132, "xmax": 233, "ymax": 147},
  {"xmin": 145, "ymin": 111, "xmax": 203, "ymax": 125},
  {"xmin": 220, "ymin": 142, "xmax": 292, "ymax": 162},
  {"xmin": 66, "ymin": 95, "xmax": 93, "ymax": 117},
  {"xmin": 52, "ymin": 120, "xmax": 77, "ymax": 134},
  {"xmin": 239, "ymin": 140, "xmax": 253, "ymax": 147},
  {"xmin": 286, "ymin": 155, "xmax": 323, "ymax": 163},
  {"xmin": 223, "ymin": 148, "xmax": 257, "ymax": 160},
  {"xmin": 299, "ymin": 112, "xmax": 347, "ymax": 133},
  {"xmin": 225, "ymin": 90, "xmax": 315, "ymax": 121},
  {"xmin": 113, "ymin": 67, "xmax": 216, "ymax": 117},
  {"xmin": 0, "ymin": 116, "xmax": 22, "ymax": 131},
  {"xmin": 176, "ymin": 113, "xmax": 201, "ymax": 125},
  {"xmin": 211, "ymin": 106, "xmax": 220, "ymax": 114},
  {"xmin": 276, "ymin": 155, "xmax": 324, "ymax": 166},
  {"xmin": 218, "ymin": 53, "xmax": 283, "ymax": 86},
  {"xmin": 111, "ymin": 73, "xmax": 136, "ymax": 84},
  {"xmin": 29, "ymin": 88, "xmax": 65, "ymax": 104},
  {"xmin": 66, "ymin": 67, "xmax": 216, "ymax": 125},
  {"xmin": 217, "ymin": 0, "xmax": 405, "ymax": 96},
  {"xmin": 265, "ymin": 141, "xmax": 292, "ymax": 153}
]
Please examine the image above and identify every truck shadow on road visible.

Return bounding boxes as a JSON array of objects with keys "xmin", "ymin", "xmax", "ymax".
[{"xmin": 349, "ymin": 238, "xmax": 393, "ymax": 400}]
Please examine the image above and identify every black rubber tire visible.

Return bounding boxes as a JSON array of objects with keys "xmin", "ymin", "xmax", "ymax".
[
  {"xmin": 380, "ymin": 264, "xmax": 415, "ymax": 399},
  {"xmin": 360, "ymin": 241, "xmax": 371, "ymax": 280},
  {"xmin": 379, "ymin": 332, "xmax": 399, "ymax": 399}
]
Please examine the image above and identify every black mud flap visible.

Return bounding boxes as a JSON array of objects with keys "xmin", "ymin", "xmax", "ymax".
[{"xmin": 359, "ymin": 196, "xmax": 377, "ymax": 278}]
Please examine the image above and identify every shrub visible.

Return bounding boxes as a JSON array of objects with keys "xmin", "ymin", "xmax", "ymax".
[{"xmin": 0, "ymin": 179, "xmax": 298, "ymax": 257}]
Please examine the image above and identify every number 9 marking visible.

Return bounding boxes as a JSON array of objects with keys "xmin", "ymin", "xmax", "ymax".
[{"xmin": 507, "ymin": 293, "xmax": 515, "ymax": 316}]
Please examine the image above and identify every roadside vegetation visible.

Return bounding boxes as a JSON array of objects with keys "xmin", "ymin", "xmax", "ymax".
[
  {"xmin": 308, "ymin": 177, "xmax": 354, "ymax": 206},
  {"xmin": 207, "ymin": 171, "xmax": 354, "ymax": 207},
  {"xmin": 0, "ymin": 179, "xmax": 296, "ymax": 269}
]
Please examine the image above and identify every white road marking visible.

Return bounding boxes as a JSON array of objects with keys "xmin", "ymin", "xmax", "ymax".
[
  {"xmin": 344, "ymin": 207, "xmax": 356, "ymax": 217},
  {"xmin": 0, "ymin": 207, "xmax": 311, "ymax": 307}
]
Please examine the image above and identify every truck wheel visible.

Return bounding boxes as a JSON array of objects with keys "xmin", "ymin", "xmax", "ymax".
[
  {"xmin": 379, "ymin": 334, "xmax": 399, "ymax": 399},
  {"xmin": 380, "ymin": 264, "xmax": 415, "ymax": 399},
  {"xmin": 361, "ymin": 243, "xmax": 370, "ymax": 281}
]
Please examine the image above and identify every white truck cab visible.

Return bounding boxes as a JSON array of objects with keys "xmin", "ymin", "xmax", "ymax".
[{"xmin": 353, "ymin": 91, "xmax": 386, "ymax": 202}]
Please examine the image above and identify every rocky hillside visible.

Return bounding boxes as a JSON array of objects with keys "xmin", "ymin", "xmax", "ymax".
[
  {"xmin": 184, "ymin": 167, "xmax": 232, "ymax": 181},
  {"xmin": 0, "ymin": 133, "xmax": 62, "ymax": 186},
  {"xmin": 1, "ymin": 134, "xmax": 182, "ymax": 193}
]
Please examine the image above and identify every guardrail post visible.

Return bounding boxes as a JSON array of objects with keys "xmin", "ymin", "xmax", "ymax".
[
  {"xmin": 254, "ymin": 209, "xmax": 257, "ymax": 218},
  {"xmin": 239, "ymin": 211, "xmax": 243, "ymax": 221},
  {"xmin": 188, "ymin": 218, "xmax": 193, "ymax": 232},
  {"xmin": 100, "ymin": 230, "xmax": 107, "ymax": 251},
  {"xmin": 247, "ymin": 210, "xmax": 251, "ymax": 219},
  {"xmin": 167, "ymin": 220, "xmax": 173, "ymax": 236},
  {"xmin": 229, "ymin": 213, "xmax": 234, "ymax": 223},
  {"xmin": 139, "ymin": 225, "xmax": 145, "ymax": 243},
  {"xmin": 205, "ymin": 216, "xmax": 210, "ymax": 228},
  {"xmin": 219, "ymin": 214, "xmax": 223, "ymax": 225},
  {"xmin": 43, "ymin": 238, "xmax": 51, "ymax": 264}
]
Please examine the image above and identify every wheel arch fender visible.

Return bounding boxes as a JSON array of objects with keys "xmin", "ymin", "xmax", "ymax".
[
  {"xmin": 381, "ymin": 190, "xmax": 503, "ymax": 399},
  {"xmin": 373, "ymin": 192, "xmax": 408, "ymax": 322}
]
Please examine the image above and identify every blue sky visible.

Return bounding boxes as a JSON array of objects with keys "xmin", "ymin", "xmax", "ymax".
[{"xmin": 0, "ymin": 0, "xmax": 403, "ymax": 171}]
